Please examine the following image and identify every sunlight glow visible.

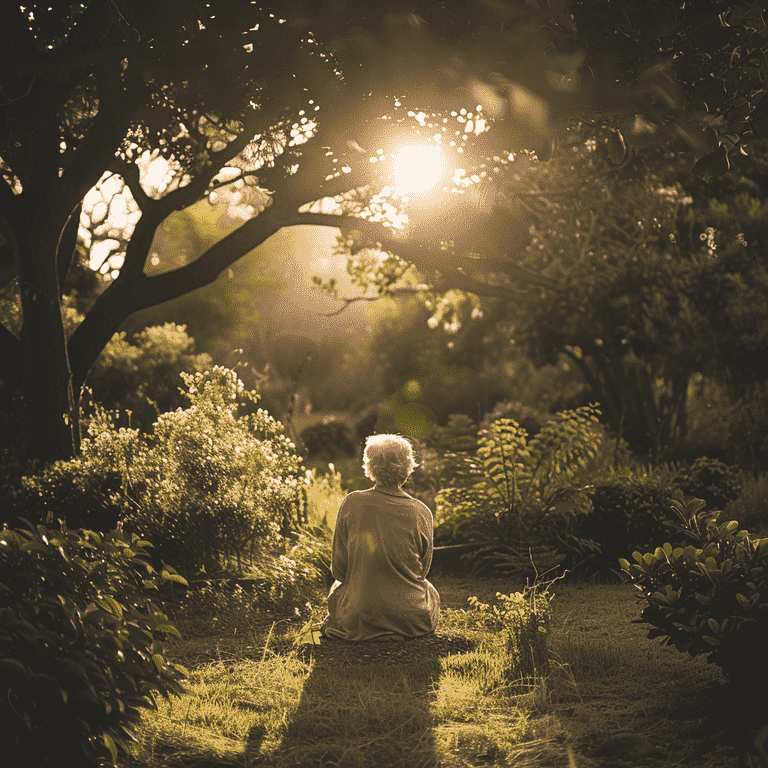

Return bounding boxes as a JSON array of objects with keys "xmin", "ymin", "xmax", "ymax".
[{"xmin": 390, "ymin": 144, "xmax": 447, "ymax": 194}]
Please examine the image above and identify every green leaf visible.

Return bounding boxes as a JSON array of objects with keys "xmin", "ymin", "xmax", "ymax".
[
  {"xmin": 692, "ymin": 145, "xmax": 730, "ymax": 182},
  {"xmin": 155, "ymin": 624, "xmax": 182, "ymax": 639},
  {"xmin": 103, "ymin": 733, "xmax": 118, "ymax": 764},
  {"xmin": 161, "ymin": 570, "xmax": 189, "ymax": 586},
  {"xmin": 151, "ymin": 653, "xmax": 165, "ymax": 673},
  {"xmin": 99, "ymin": 596, "xmax": 123, "ymax": 618},
  {"xmin": 172, "ymin": 663, "xmax": 190, "ymax": 679},
  {"xmin": 608, "ymin": 129, "xmax": 627, "ymax": 164}
]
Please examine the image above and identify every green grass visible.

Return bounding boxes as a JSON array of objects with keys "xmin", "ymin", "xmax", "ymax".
[
  {"xmin": 121, "ymin": 576, "xmax": 739, "ymax": 768},
  {"xmin": 124, "ymin": 605, "xmax": 552, "ymax": 768}
]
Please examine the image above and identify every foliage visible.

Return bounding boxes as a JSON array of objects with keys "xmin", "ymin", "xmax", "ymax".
[
  {"xmin": 11, "ymin": 367, "xmax": 307, "ymax": 578},
  {"xmin": 85, "ymin": 323, "xmax": 213, "ymax": 433},
  {"xmin": 299, "ymin": 420, "xmax": 357, "ymax": 460},
  {"xmin": 724, "ymin": 473, "xmax": 768, "ymax": 538},
  {"xmin": 175, "ymin": 531, "xmax": 327, "ymax": 636},
  {"xmin": 339, "ymin": 127, "xmax": 750, "ymax": 457},
  {"xmin": 565, "ymin": 468, "xmax": 683, "ymax": 580},
  {"xmin": 0, "ymin": 520, "xmax": 188, "ymax": 767},
  {"xmin": 6, "ymin": 0, "xmax": 766, "ymax": 464},
  {"xmin": 434, "ymin": 404, "xmax": 602, "ymax": 578},
  {"xmin": 0, "ymin": 0, "xmax": 580, "ymax": 463},
  {"xmin": 619, "ymin": 498, "xmax": 768, "ymax": 698},
  {"xmin": 465, "ymin": 585, "xmax": 553, "ymax": 690},
  {"xmin": 675, "ymin": 457, "xmax": 742, "ymax": 511}
]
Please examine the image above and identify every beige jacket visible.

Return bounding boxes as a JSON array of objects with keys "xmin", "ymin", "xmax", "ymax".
[{"xmin": 321, "ymin": 488, "xmax": 440, "ymax": 641}]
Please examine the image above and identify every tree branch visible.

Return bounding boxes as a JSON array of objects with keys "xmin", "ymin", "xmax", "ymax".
[
  {"xmin": 67, "ymin": 200, "xmax": 289, "ymax": 388},
  {"xmin": 318, "ymin": 287, "xmax": 421, "ymax": 316},
  {"xmin": 290, "ymin": 210, "xmax": 557, "ymax": 293}
]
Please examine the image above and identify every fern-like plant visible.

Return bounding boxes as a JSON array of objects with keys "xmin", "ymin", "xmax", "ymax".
[{"xmin": 434, "ymin": 405, "xmax": 602, "ymax": 577}]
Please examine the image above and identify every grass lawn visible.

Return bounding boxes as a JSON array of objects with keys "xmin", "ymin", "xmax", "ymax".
[{"xmin": 121, "ymin": 572, "xmax": 738, "ymax": 768}]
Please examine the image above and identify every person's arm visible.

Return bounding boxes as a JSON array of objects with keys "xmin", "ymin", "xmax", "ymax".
[
  {"xmin": 330, "ymin": 496, "xmax": 349, "ymax": 582},
  {"xmin": 419, "ymin": 506, "xmax": 434, "ymax": 577}
]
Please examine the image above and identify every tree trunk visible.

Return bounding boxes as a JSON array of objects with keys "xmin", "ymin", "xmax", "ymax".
[{"xmin": 18, "ymin": 230, "xmax": 76, "ymax": 464}]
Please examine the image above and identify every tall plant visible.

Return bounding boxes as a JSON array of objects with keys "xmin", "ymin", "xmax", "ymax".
[{"xmin": 435, "ymin": 405, "xmax": 602, "ymax": 577}]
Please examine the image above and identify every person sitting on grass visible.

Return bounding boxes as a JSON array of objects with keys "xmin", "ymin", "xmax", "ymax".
[{"xmin": 321, "ymin": 433, "xmax": 440, "ymax": 641}]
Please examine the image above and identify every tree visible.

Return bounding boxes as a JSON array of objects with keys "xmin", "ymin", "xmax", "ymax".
[
  {"xmin": 0, "ymin": 0, "xmax": 550, "ymax": 462},
  {"xmin": 3, "ymin": 0, "xmax": 767, "ymax": 462}
]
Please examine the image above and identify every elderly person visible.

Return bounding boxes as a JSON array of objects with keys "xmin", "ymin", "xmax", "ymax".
[{"xmin": 321, "ymin": 434, "xmax": 440, "ymax": 641}]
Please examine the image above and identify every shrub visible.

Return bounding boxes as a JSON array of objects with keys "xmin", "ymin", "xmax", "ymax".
[
  {"xmin": 563, "ymin": 468, "xmax": 683, "ymax": 579},
  {"xmin": 8, "ymin": 452, "xmax": 125, "ymax": 531},
  {"xmin": 723, "ymin": 472, "xmax": 768, "ymax": 536},
  {"xmin": 12, "ymin": 366, "xmax": 308, "ymax": 578},
  {"xmin": 299, "ymin": 420, "xmax": 356, "ymax": 460},
  {"xmin": 675, "ymin": 456, "xmax": 742, "ymax": 510},
  {"xmin": 0, "ymin": 521, "xmax": 187, "ymax": 767},
  {"xmin": 619, "ymin": 498, "xmax": 768, "ymax": 726},
  {"xmin": 434, "ymin": 405, "xmax": 602, "ymax": 578},
  {"xmin": 479, "ymin": 400, "xmax": 550, "ymax": 438},
  {"xmin": 424, "ymin": 413, "xmax": 479, "ymax": 453},
  {"xmin": 85, "ymin": 322, "xmax": 213, "ymax": 433}
]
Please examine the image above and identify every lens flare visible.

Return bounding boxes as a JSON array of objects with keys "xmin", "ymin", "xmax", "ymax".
[{"xmin": 391, "ymin": 144, "xmax": 446, "ymax": 194}]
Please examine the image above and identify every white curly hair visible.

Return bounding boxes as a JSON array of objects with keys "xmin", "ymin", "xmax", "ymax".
[{"xmin": 362, "ymin": 434, "xmax": 418, "ymax": 488}]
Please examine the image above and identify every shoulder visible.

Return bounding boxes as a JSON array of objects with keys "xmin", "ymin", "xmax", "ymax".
[
  {"xmin": 338, "ymin": 489, "xmax": 372, "ymax": 509},
  {"xmin": 343, "ymin": 489, "xmax": 372, "ymax": 501},
  {"xmin": 404, "ymin": 494, "xmax": 432, "ymax": 517}
]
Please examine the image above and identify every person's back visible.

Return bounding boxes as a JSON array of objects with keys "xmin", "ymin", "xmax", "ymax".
[
  {"xmin": 322, "ymin": 487, "xmax": 439, "ymax": 640},
  {"xmin": 321, "ymin": 434, "xmax": 440, "ymax": 641}
]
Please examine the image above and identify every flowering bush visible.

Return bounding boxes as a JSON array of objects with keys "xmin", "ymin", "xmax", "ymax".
[{"xmin": 13, "ymin": 367, "xmax": 308, "ymax": 578}]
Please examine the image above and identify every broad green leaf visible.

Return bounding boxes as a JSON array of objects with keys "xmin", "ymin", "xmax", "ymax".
[
  {"xmin": 155, "ymin": 624, "xmax": 182, "ymax": 639},
  {"xmin": 99, "ymin": 596, "xmax": 123, "ymax": 618},
  {"xmin": 161, "ymin": 571, "xmax": 189, "ymax": 586}
]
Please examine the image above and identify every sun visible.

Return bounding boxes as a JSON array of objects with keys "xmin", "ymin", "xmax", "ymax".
[{"xmin": 390, "ymin": 143, "xmax": 447, "ymax": 194}]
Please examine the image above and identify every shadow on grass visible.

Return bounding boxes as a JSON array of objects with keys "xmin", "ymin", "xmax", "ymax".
[{"xmin": 248, "ymin": 640, "xmax": 444, "ymax": 768}]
